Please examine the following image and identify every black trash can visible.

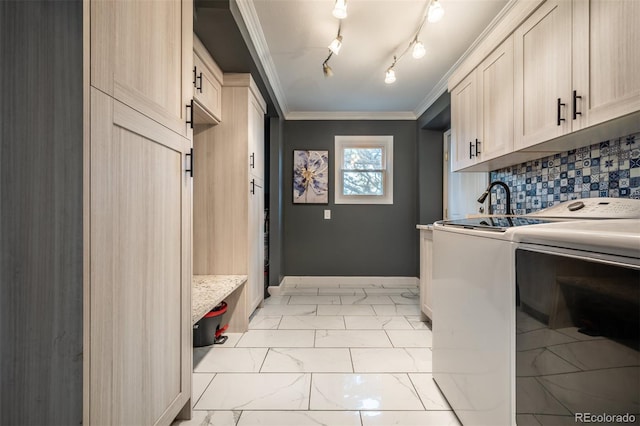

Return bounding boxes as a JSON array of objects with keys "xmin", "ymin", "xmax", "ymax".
[{"xmin": 193, "ymin": 301, "xmax": 228, "ymax": 347}]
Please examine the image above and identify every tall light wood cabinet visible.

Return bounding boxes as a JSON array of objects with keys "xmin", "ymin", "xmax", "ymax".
[
  {"xmin": 193, "ymin": 74, "xmax": 267, "ymax": 319},
  {"xmin": 89, "ymin": 1, "xmax": 194, "ymax": 424},
  {"xmin": 89, "ymin": 89, "xmax": 192, "ymax": 425},
  {"xmin": 2, "ymin": 1, "xmax": 193, "ymax": 425}
]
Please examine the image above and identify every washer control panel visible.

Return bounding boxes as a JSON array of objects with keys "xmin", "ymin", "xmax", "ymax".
[{"xmin": 528, "ymin": 197, "xmax": 640, "ymax": 219}]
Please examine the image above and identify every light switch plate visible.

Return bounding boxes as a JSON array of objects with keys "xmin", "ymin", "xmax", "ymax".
[{"xmin": 324, "ymin": 209, "xmax": 331, "ymax": 220}]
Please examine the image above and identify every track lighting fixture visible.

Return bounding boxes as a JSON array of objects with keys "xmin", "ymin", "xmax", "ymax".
[
  {"xmin": 385, "ymin": 56, "xmax": 397, "ymax": 84},
  {"xmin": 320, "ymin": 0, "xmax": 444, "ymax": 81},
  {"xmin": 427, "ymin": 0, "xmax": 444, "ymax": 23},
  {"xmin": 332, "ymin": 0, "xmax": 348, "ymax": 19},
  {"xmin": 380, "ymin": 0, "xmax": 444, "ymax": 83},
  {"xmin": 412, "ymin": 40, "xmax": 426, "ymax": 59},
  {"xmin": 323, "ymin": 21, "xmax": 342, "ymax": 77},
  {"xmin": 385, "ymin": 68, "xmax": 396, "ymax": 84}
]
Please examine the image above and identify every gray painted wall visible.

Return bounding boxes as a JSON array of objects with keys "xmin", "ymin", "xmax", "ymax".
[
  {"xmin": 417, "ymin": 91, "xmax": 449, "ymax": 225},
  {"xmin": 418, "ymin": 130, "xmax": 445, "ymax": 225},
  {"xmin": 0, "ymin": 1, "xmax": 83, "ymax": 424},
  {"xmin": 282, "ymin": 121, "xmax": 418, "ymax": 277},
  {"xmin": 268, "ymin": 117, "xmax": 284, "ymax": 286}
]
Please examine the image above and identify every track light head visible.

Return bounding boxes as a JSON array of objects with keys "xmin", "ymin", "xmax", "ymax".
[
  {"xmin": 332, "ymin": 0, "xmax": 348, "ymax": 19},
  {"xmin": 323, "ymin": 62, "xmax": 334, "ymax": 77},
  {"xmin": 428, "ymin": 0, "xmax": 444, "ymax": 23},
  {"xmin": 412, "ymin": 40, "xmax": 426, "ymax": 59},
  {"xmin": 385, "ymin": 68, "xmax": 396, "ymax": 84}
]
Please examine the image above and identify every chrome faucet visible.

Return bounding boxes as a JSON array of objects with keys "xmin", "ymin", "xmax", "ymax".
[{"xmin": 477, "ymin": 180, "xmax": 512, "ymax": 215}]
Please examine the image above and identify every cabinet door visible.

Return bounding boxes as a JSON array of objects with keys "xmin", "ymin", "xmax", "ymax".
[
  {"xmin": 572, "ymin": 0, "xmax": 640, "ymax": 130},
  {"xmin": 91, "ymin": 0, "xmax": 193, "ymax": 138},
  {"xmin": 248, "ymin": 95, "xmax": 265, "ymax": 179},
  {"xmin": 451, "ymin": 72, "xmax": 479, "ymax": 171},
  {"xmin": 193, "ymin": 53, "xmax": 222, "ymax": 124},
  {"xmin": 420, "ymin": 230, "xmax": 433, "ymax": 321},
  {"xmin": 90, "ymin": 89, "xmax": 191, "ymax": 425},
  {"xmin": 247, "ymin": 179, "xmax": 265, "ymax": 314},
  {"xmin": 514, "ymin": 0, "xmax": 572, "ymax": 150},
  {"xmin": 477, "ymin": 36, "xmax": 514, "ymax": 161}
]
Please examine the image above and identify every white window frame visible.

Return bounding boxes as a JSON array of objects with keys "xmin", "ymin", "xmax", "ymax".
[{"xmin": 334, "ymin": 135, "xmax": 393, "ymax": 205}]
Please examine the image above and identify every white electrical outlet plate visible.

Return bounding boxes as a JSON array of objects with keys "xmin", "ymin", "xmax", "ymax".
[{"xmin": 324, "ymin": 209, "xmax": 331, "ymax": 219}]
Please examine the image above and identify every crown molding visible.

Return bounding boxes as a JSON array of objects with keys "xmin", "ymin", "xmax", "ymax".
[
  {"xmin": 234, "ymin": 0, "xmax": 290, "ymax": 117},
  {"xmin": 413, "ymin": 75, "xmax": 449, "ymax": 119},
  {"xmin": 415, "ymin": 0, "xmax": 521, "ymax": 117},
  {"xmin": 285, "ymin": 111, "xmax": 417, "ymax": 121}
]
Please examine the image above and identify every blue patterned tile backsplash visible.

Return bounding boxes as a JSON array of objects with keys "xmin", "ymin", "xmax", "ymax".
[{"xmin": 489, "ymin": 132, "xmax": 640, "ymax": 215}]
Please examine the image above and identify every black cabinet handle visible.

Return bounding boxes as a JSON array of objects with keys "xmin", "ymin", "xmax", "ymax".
[
  {"xmin": 196, "ymin": 72, "xmax": 203, "ymax": 93},
  {"xmin": 469, "ymin": 141, "xmax": 475, "ymax": 159},
  {"xmin": 186, "ymin": 100, "xmax": 194, "ymax": 129},
  {"xmin": 475, "ymin": 139, "xmax": 481, "ymax": 156},
  {"xmin": 572, "ymin": 90, "xmax": 582, "ymax": 120},
  {"xmin": 193, "ymin": 67, "xmax": 197, "ymax": 87},
  {"xmin": 557, "ymin": 98, "xmax": 566, "ymax": 126},
  {"xmin": 250, "ymin": 153, "xmax": 255, "ymax": 169},
  {"xmin": 250, "ymin": 179, "xmax": 255, "ymax": 195},
  {"xmin": 186, "ymin": 148, "xmax": 193, "ymax": 177}
]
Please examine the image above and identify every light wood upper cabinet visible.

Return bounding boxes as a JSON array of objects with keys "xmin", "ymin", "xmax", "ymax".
[
  {"xmin": 449, "ymin": 0, "xmax": 639, "ymax": 170},
  {"xmin": 193, "ymin": 35, "xmax": 223, "ymax": 124},
  {"xmin": 89, "ymin": 88, "xmax": 192, "ymax": 426},
  {"xmin": 91, "ymin": 0, "xmax": 193, "ymax": 138},
  {"xmin": 451, "ymin": 72, "xmax": 478, "ymax": 171},
  {"xmin": 451, "ymin": 36, "xmax": 514, "ymax": 171},
  {"xmin": 572, "ymin": 0, "xmax": 640, "ymax": 130},
  {"xmin": 515, "ymin": 0, "xmax": 640, "ymax": 150},
  {"xmin": 478, "ymin": 35, "xmax": 514, "ymax": 161},
  {"xmin": 514, "ymin": 0, "xmax": 572, "ymax": 150}
]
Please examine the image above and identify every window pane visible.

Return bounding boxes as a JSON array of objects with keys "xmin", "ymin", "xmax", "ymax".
[
  {"xmin": 343, "ymin": 148, "xmax": 383, "ymax": 170},
  {"xmin": 342, "ymin": 171, "xmax": 384, "ymax": 195}
]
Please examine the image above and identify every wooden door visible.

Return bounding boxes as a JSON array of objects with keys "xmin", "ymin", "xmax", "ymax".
[
  {"xmin": 419, "ymin": 230, "xmax": 433, "ymax": 321},
  {"xmin": 89, "ymin": 89, "xmax": 191, "ymax": 425},
  {"xmin": 247, "ymin": 179, "xmax": 264, "ymax": 314},
  {"xmin": 514, "ymin": 0, "xmax": 572, "ymax": 150},
  {"xmin": 451, "ymin": 72, "xmax": 478, "ymax": 171},
  {"xmin": 248, "ymin": 95, "xmax": 265, "ymax": 180},
  {"xmin": 91, "ymin": 0, "xmax": 193, "ymax": 138},
  {"xmin": 572, "ymin": 0, "xmax": 640, "ymax": 130},
  {"xmin": 477, "ymin": 35, "xmax": 514, "ymax": 161}
]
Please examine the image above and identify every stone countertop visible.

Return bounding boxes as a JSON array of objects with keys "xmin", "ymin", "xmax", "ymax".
[
  {"xmin": 192, "ymin": 275, "xmax": 247, "ymax": 324},
  {"xmin": 416, "ymin": 224, "xmax": 434, "ymax": 231}
]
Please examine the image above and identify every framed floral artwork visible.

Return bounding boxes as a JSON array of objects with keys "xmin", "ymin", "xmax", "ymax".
[{"xmin": 293, "ymin": 150, "xmax": 329, "ymax": 204}]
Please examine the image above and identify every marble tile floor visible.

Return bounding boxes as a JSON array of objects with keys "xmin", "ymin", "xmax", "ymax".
[{"xmin": 173, "ymin": 284, "xmax": 460, "ymax": 426}]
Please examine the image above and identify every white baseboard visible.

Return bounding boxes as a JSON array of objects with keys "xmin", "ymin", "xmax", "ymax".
[{"xmin": 277, "ymin": 276, "xmax": 419, "ymax": 288}]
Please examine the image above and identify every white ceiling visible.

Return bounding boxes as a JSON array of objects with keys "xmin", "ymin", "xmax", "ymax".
[{"xmin": 235, "ymin": 0, "xmax": 509, "ymax": 120}]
